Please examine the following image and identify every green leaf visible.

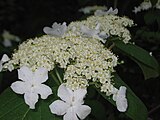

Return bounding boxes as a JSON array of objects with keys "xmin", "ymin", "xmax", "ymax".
[
  {"xmin": 0, "ymin": 88, "xmax": 62, "ymax": 120},
  {"xmin": 134, "ymin": 59, "xmax": 159, "ymax": 80},
  {"xmin": 95, "ymin": 74, "xmax": 148, "ymax": 120},
  {"xmin": 0, "ymin": 73, "xmax": 2, "ymax": 92},
  {"xmin": 144, "ymin": 10, "xmax": 157, "ymax": 25},
  {"xmin": 86, "ymin": 100, "xmax": 107, "ymax": 120},
  {"xmin": 114, "ymin": 40, "xmax": 160, "ymax": 79}
]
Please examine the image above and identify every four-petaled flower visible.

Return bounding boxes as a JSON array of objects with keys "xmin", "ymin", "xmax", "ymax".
[
  {"xmin": 49, "ymin": 84, "xmax": 91, "ymax": 120},
  {"xmin": 94, "ymin": 7, "xmax": 118, "ymax": 16},
  {"xmin": 0, "ymin": 54, "xmax": 10, "ymax": 72},
  {"xmin": 112, "ymin": 86, "xmax": 128, "ymax": 112},
  {"xmin": 80, "ymin": 24, "xmax": 109, "ymax": 43},
  {"xmin": 11, "ymin": 66, "xmax": 52, "ymax": 109},
  {"xmin": 43, "ymin": 22, "xmax": 67, "ymax": 37}
]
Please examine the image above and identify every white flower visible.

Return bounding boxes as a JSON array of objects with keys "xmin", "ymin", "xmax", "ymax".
[
  {"xmin": 2, "ymin": 30, "xmax": 20, "ymax": 47},
  {"xmin": 3, "ymin": 39, "xmax": 12, "ymax": 47},
  {"xmin": 49, "ymin": 84, "xmax": 91, "ymax": 120},
  {"xmin": 43, "ymin": 22, "xmax": 67, "ymax": 37},
  {"xmin": 80, "ymin": 25, "xmax": 108, "ymax": 43},
  {"xmin": 94, "ymin": 7, "xmax": 118, "ymax": 16},
  {"xmin": 81, "ymin": 25, "xmax": 100, "ymax": 38},
  {"xmin": 155, "ymin": 0, "xmax": 160, "ymax": 9},
  {"xmin": 0, "ymin": 54, "xmax": 10, "ymax": 72},
  {"xmin": 132, "ymin": 6, "xmax": 141, "ymax": 14},
  {"xmin": 11, "ymin": 66, "xmax": 52, "ymax": 109},
  {"xmin": 112, "ymin": 86, "xmax": 128, "ymax": 112},
  {"xmin": 79, "ymin": 5, "xmax": 107, "ymax": 14},
  {"xmin": 140, "ymin": 1, "xmax": 152, "ymax": 10}
]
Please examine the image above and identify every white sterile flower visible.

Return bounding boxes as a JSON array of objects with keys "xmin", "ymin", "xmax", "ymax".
[
  {"xmin": 112, "ymin": 86, "xmax": 128, "ymax": 112},
  {"xmin": 132, "ymin": 6, "xmax": 141, "ymax": 14},
  {"xmin": 49, "ymin": 84, "xmax": 91, "ymax": 120},
  {"xmin": 11, "ymin": 66, "xmax": 52, "ymax": 109},
  {"xmin": 79, "ymin": 5, "xmax": 107, "ymax": 14},
  {"xmin": 140, "ymin": 1, "xmax": 152, "ymax": 10},
  {"xmin": 3, "ymin": 39, "xmax": 12, "ymax": 47},
  {"xmin": 0, "ymin": 54, "xmax": 10, "ymax": 72},
  {"xmin": 155, "ymin": 0, "xmax": 160, "ymax": 9},
  {"xmin": 98, "ymin": 31, "xmax": 109, "ymax": 43},
  {"xmin": 94, "ymin": 7, "xmax": 118, "ymax": 16},
  {"xmin": 43, "ymin": 22, "xmax": 67, "ymax": 37},
  {"xmin": 81, "ymin": 25, "xmax": 100, "ymax": 38},
  {"xmin": 2, "ymin": 30, "xmax": 20, "ymax": 47}
]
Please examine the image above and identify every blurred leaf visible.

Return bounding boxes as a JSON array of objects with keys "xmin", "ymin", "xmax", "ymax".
[
  {"xmin": 150, "ymin": 0, "xmax": 158, "ymax": 6},
  {"xmin": 114, "ymin": 40, "xmax": 160, "ymax": 79},
  {"xmin": 0, "ymin": 87, "xmax": 62, "ymax": 120},
  {"xmin": 86, "ymin": 100, "xmax": 107, "ymax": 120},
  {"xmin": 76, "ymin": 0, "xmax": 91, "ymax": 6},
  {"xmin": 95, "ymin": 74, "xmax": 148, "ymax": 120},
  {"xmin": 134, "ymin": 59, "xmax": 159, "ymax": 80},
  {"xmin": 156, "ymin": 11, "xmax": 160, "ymax": 29},
  {"xmin": 87, "ymin": 86, "xmax": 97, "ymax": 99},
  {"xmin": 144, "ymin": 10, "xmax": 157, "ymax": 25},
  {"xmin": 0, "ymin": 73, "xmax": 2, "ymax": 92}
]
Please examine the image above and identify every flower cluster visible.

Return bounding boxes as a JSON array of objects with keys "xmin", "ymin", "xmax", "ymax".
[
  {"xmin": 2, "ymin": 8, "xmax": 130, "ymax": 120},
  {"xmin": 68, "ymin": 11, "xmax": 134, "ymax": 44},
  {"xmin": 4, "ymin": 31, "xmax": 117, "ymax": 93},
  {"xmin": 133, "ymin": 0, "xmax": 160, "ymax": 14}
]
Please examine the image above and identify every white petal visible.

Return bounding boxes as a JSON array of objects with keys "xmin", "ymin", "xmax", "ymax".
[
  {"xmin": 49, "ymin": 100, "xmax": 69, "ymax": 115},
  {"xmin": 113, "ymin": 94, "xmax": 117, "ymax": 101},
  {"xmin": 118, "ymin": 86, "xmax": 127, "ymax": 96},
  {"xmin": 52, "ymin": 22, "xmax": 67, "ymax": 36},
  {"xmin": 81, "ymin": 25, "xmax": 99, "ymax": 37},
  {"xmin": 44, "ymin": 22, "xmax": 67, "ymax": 36},
  {"xmin": 18, "ymin": 66, "xmax": 33, "ymax": 81},
  {"xmin": 8, "ymin": 64, "xmax": 14, "ymax": 72},
  {"xmin": 116, "ymin": 86, "xmax": 128, "ymax": 112},
  {"xmin": 24, "ymin": 92, "xmax": 39, "ymax": 109},
  {"xmin": 43, "ymin": 27, "xmax": 54, "ymax": 35},
  {"xmin": 116, "ymin": 96, "xmax": 128, "ymax": 112},
  {"xmin": 113, "ymin": 8, "xmax": 118, "ymax": 14},
  {"xmin": 74, "ymin": 88, "xmax": 87, "ymax": 104},
  {"xmin": 11, "ymin": 81, "xmax": 27, "ymax": 94},
  {"xmin": 75, "ymin": 105, "xmax": 91, "ymax": 119},
  {"xmin": 34, "ymin": 67, "xmax": 48, "ymax": 83},
  {"xmin": 1, "ymin": 54, "xmax": 10, "ymax": 63},
  {"xmin": 107, "ymin": 7, "xmax": 113, "ymax": 13},
  {"xmin": 0, "ymin": 61, "xmax": 2, "ymax": 72},
  {"xmin": 64, "ymin": 107, "xmax": 79, "ymax": 120},
  {"xmin": 35, "ymin": 84, "xmax": 52, "ymax": 99},
  {"xmin": 52, "ymin": 22, "xmax": 59, "ymax": 28},
  {"xmin": 111, "ymin": 87, "xmax": 118, "ymax": 101},
  {"xmin": 3, "ymin": 39, "xmax": 12, "ymax": 47},
  {"xmin": 58, "ymin": 84, "xmax": 73, "ymax": 103}
]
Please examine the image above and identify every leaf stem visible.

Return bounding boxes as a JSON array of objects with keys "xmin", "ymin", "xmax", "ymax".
[
  {"xmin": 55, "ymin": 68, "xmax": 63, "ymax": 84},
  {"xmin": 50, "ymin": 72, "xmax": 60, "ymax": 85},
  {"xmin": 114, "ymin": 0, "xmax": 118, "ymax": 9},
  {"xmin": 149, "ymin": 104, "xmax": 160, "ymax": 115},
  {"xmin": 108, "ymin": 43, "xmax": 115, "ymax": 50}
]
